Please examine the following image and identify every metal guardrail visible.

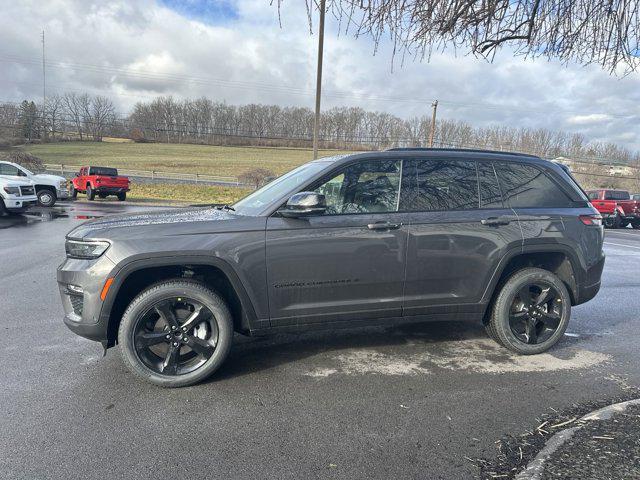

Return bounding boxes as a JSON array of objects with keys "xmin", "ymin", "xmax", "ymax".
[{"xmin": 44, "ymin": 164, "xmax": 242, "ymax": 186}]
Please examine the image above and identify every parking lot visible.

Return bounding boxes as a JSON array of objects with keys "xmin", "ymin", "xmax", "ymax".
[{"xmin": 1, "ymin": 202, "xmax": 639, "ymax": 479}]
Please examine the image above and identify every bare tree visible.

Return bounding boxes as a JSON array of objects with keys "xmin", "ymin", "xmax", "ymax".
[
  {"xmin": 287, "ymin": 0, "xmax": 640, "ymax": 74},
  {"xmin": 63, "ymin": 93, "xmax": 89, "ymax": 140},
  {"xmin": 239, "ymin": 168, "xmax": 276, "ymax": 189}
]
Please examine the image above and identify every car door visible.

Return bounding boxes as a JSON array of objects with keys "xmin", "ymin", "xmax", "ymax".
[
  {"xmin": 401, "ymin": 158, "xmax": 523, "ymax": 317},
  {"xmin": 265, "ymin": 158, "xmax": 410, "ymax": 326}
]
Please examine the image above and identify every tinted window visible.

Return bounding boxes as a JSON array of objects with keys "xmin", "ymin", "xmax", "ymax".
[
  {"xmin": 604, "ymin": 190, "xmax": 630, "ymax": 200},
  {"xmin": 400, "ymin": 159, "xmax": 478, "ymax": 211},
  {"xmin": 494, "ymin": 163, "xmax": 572, "ymax": 208},
  {"xmin": 90, "ymin": 167, "xmax": 118, "ymax": 176},
  {"xmin": 478, "ymin": 162, "xmax": 504, "ymax": 208},
  {"xmin": 314, "ymin": 159, "xmax": 401, "ymax": 214}
]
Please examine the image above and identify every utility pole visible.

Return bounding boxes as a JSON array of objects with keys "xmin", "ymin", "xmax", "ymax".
[
  {"xmin": 312, "ymin": 0, "xmax": 326, "ymax": 160},
  {"xmin": 428, "ymin": 99, "xmax": 438, "ymax": 147},
  {"xmin": 42, "ymin": 30, "xmax": 46, "ymax": 138}
]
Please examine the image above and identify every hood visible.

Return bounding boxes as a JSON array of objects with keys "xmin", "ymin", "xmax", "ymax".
[
  {"xmin": 32, "ymin": 173, "xmax": 66, "ymax": 184},
  {"xmin": 67, "ymin": 206, "xmax": 254, "ymax": 240},
  {"xmin": 0, "ymin": 175, "xmax": 34, "ymax": 186}
]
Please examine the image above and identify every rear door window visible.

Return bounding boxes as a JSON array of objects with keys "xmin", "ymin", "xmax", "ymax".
[
  {"xmin": 400, "ymin": 158, "xmax": 479, "ymax": 211},
  {"xmin": 477, "ymin": 162, "xmax": 504, "ymax": 208},
  {"xmin": 494, "ymin": 162, "xmax": 573, "ymax": 208}
]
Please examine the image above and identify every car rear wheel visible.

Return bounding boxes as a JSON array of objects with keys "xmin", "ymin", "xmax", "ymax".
[
  {"xmin": 87, "ymin": 185, "xmax": 95, "ymax": 200},
  {"xmin": 117, "ymin": 192, "xmax": 126, "ymax": 201},
  {"xmin": 487, "ymin": 268, "xmax": 571, "ymax": 354},
  {"xmin": 604, "ymin": 213, "xmax": 621, "ymax": 229},
  {"xmin": 98, "ymin": 193, "xmax": 107, "ymax": 199},
  {"xmin": 37, "ymin": 188, "xmax": 57, "ymax": 207},
  {"xmin": 118, "ymin": 280, "xmax": 233, "ymax": 387},
  {"xmin": 70, "ymin": 184, "xmax": 78, "ymax": 199}
]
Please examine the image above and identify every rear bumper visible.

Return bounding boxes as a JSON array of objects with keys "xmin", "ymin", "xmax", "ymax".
[
  {"xmin": 575, "ymin": 254, "xmax": 605, "ymax": 305},
  {"xmin": 95, "ymin": 187, "xmax": 129, "ymax": 194}
]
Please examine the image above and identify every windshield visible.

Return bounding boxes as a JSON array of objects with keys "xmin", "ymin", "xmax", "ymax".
[{"xmin": 233, "ymin": 161, "xmax": 331, "ymax": 216}]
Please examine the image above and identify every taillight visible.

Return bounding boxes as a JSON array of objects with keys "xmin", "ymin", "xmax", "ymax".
[{"xmin": 580, "ymin": 214, "xmax": 602, "ymax": 226}]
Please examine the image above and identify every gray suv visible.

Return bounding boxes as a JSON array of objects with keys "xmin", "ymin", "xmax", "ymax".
[{"xmin": 57, "ymin": 149, "xmax": 605, "ymax": 387}]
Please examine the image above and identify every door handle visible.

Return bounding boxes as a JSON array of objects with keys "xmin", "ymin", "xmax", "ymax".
[
  {"xmin": 367, "ymin": 221, "xmax": 401, "ymax": 230},
  {"xmin": 481, "ymin": 217, "xmax": 511, "ymax": 226}
]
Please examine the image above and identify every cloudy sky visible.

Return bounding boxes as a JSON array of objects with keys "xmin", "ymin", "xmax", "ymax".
[{"xmin": 0, "ymin": 0, "xmax": 638, "ymax": 150}]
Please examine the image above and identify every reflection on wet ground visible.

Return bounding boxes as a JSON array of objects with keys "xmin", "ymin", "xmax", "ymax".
[{"xmin": 0, "ymin": 201, "xmax": 141, "ymax": 229}]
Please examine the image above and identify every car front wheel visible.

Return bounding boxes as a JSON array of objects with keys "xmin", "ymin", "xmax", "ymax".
[
  {"xmin": 37, "ymin": 188, "xmax": 57, "ymax": 207},
  {"xmin": 118, "ymin": 280, "xmax": 233, "ymax": 387},
  {"xmin": 87, "ymin": 186, "xmax": 95, "ymax": 200},
  {"xmin": 486, "ymin": 268, "xmax": 571, "ymax": 355}
]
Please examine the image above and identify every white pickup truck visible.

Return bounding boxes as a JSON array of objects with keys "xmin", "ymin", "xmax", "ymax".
[
  {"xmin": 0, "ymin": 161, "xmax": 68, "ymax": 207},
  {"xmin": 0, "ymin": 175, "xmax": 38, "ymax": 214}
]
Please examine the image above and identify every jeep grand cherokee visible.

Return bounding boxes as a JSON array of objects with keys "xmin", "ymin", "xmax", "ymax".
[{"xmin": 57, "ymin": 149, "xmax": 605, "ymax": 387}]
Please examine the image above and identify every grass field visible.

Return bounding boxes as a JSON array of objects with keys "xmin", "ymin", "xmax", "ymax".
[
  {"xmin": 23, "ymin": 142, "xmax": 354, "ymax": 177},
  {"xmin": 127, "ymin": 183, "xmax": 251, "ymax": 204}
]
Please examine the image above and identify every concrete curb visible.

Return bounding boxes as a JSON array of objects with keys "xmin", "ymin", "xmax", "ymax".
[{"xmin": 515, "ymin": 398, "xmax": 640, "ymax": 480}]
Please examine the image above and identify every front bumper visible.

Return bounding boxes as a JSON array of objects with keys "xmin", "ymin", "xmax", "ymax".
[
  {"xmin": 4, "ymin": 197, "xmax": 37, "ymax": 211},
  {"xmin": 57, "ymin": 254, "xmax": 117, "ymax": 344}
]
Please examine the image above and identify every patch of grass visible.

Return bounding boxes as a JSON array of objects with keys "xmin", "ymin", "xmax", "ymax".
[
  {"xmin": 128, "ymin": 183, "xmax": 252, "ymax": 204},
  {"xmin": 23, "ymin": 141, "xmax": 354, "ymax": 177}
]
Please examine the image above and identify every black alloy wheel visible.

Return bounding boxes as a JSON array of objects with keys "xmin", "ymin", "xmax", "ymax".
[
  {"xmin": 132, "ymin": 297, "xmax": 219, "ymax": 376},
  {"xmin": 508, "ymin": 282, "xmax": 564, "ymax": 345}
]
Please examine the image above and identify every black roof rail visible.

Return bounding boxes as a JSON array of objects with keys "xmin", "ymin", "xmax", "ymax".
[{"xmin": 384, "ymin": 147, "xmax": 540, "ymax": 159}]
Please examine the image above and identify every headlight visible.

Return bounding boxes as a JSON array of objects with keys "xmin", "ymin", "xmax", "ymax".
[
  {"xmin": 59, "ymin": 180, "xmax": 67, "ymax": 189},
  {"xmin": 65, "ymin": 240, "xmax": 110, "ymax": 259},
  {"xmin": 3, "ymin": 186, "xmax": 20, "ymax": 195}
]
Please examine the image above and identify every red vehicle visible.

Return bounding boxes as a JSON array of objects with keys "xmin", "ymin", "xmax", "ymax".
[
  {"xmin": 586, "ymin": 189, "xmax": 640, "ymax": 229},
  {"xmin": 71, "ymin": 166, "xmax": 130, "ymax": 201}
]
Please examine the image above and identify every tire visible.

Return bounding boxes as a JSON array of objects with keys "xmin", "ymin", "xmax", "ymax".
[
  {"xmin": 70, "ymin": 184, "xmax": 78, "ymax": 199},
  {"xmin": 36, "ymin": 188, "xmax": 57, "ymax": 207},
  {"xmin": 118, "ymin": 280, "xmax": 233, "ymax": 388},
  {"xmin": 620, "ymin": 221, "xmax": 629, "ymax": 229},
  {"xmin": 0, "ymin": 198, "xmax": 6, "ymax": 215},
  {"xmin": 117, "ymin": 192, "xmax": 126, "ymax": 201},
  {"xmin": 604, "ymin": 213, "xmax": 621, "ymax": 229},
  {"xmin": 87, "ymin": 185, "xmax": 95, "ymax": 200},
  {"xmin": 631, "ymin": 221, "xmax": 640, "ymax": 230},
  {"xmin": 98, "ymin": 193, "xmax": 107, "ymax": 199},
  {"xmin": 487, "ymin": 268, "xmax": 571, "ymax": 355}
]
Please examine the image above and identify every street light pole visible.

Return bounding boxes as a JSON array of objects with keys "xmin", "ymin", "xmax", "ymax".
[{"xmin": 312, "ymin": 0, "xmax": 326, "ymax": 160}]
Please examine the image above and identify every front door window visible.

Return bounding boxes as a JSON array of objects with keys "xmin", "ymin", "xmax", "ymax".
[{"xmin": 314, "ymin": 160, "xmax": 401, "ymax": 214}]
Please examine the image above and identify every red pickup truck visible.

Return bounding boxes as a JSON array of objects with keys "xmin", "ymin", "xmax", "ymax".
[
  {"xmin": 587, "ymin": 189, "xmax": 640, "ymax": 229},
  {"xmin": 70, "ymin": 166, "xmax": 130, "ymax": 201}
]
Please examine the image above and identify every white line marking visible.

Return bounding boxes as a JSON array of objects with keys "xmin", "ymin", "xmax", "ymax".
[
  {"xmin": 606, "ymin": 230, "xmax": 640, "ymax": 237},
  {"xmin": 604, "ymin": 241, "xmax": 640, "ymax": 250}
]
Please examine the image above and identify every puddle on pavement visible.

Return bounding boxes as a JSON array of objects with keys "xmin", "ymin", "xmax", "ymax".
[{"xmin": 0, "ymin": 207, "xmax": 104, "ymax": 228}]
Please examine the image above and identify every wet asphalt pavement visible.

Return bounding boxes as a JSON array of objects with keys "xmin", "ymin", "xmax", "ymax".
[{"xmin": 1, "ymin": 201, "xmax": 639, "ymax": 480}]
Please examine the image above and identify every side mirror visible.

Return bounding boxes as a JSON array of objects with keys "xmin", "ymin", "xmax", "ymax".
[{"xmin": 279, "ymin": 192, "xmax": 326, "ymax": 218}]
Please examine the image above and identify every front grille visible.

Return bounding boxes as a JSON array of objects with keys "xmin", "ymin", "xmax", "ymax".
[
  {"xmin": 69, "ymin": 294, "xmax": 83, "ymax": 316},
  {"xmin": 19, "ymin": 185, "xmax": 34, "ymax": 196}
]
